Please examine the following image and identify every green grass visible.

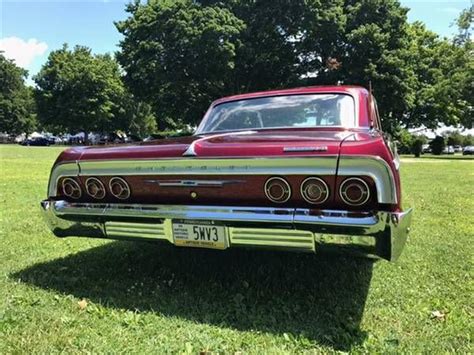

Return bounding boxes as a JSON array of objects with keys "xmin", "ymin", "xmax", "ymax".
[{"xmin": 0, "ymin": 145, "xmax": 473, "ymax": 353}]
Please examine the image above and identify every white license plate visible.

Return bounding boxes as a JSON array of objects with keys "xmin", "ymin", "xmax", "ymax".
[{"xmin": 172, "ymin": 222, "xmax": 227, "ymax": 250}]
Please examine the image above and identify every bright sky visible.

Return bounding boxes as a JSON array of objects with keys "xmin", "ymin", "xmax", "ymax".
[{"xmin": 0, "ymin": 0, "xmax": 471, "ymax": 82}]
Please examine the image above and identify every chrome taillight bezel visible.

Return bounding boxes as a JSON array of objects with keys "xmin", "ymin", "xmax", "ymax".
[
  {"xmin": 109, "ymin": 177, "xmax": 130, "ymax": 200},
  {"xmin": 300, "ymin": 177, "xmax": 330, "ymax": 204},
  {"xmin": 85, "ymin": 177, "xmax": 106, "ymax": 200},
  {"xmin": 61, "ymin": 177, "xmax": 82, "ymax": 199},
  {"xmin": 264, "ymin": 177, "xmax": 291, "ymax": 203},
  {"xmin": 339, "ymin": 177, "xmax": 370, "ymax": 206}
]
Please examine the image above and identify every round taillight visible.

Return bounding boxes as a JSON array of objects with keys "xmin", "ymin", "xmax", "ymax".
[
  {"xmin": 62, "ymin": 178, "xmax": 82, "ymax": 199},
  {"xmin": 300, "ymin": 177, "xmax": 329, "ymax": 204},
  {"xmin": 85, "ymin": 177, "xmax": 106, "ymax": 199},
  {"xmin": 109, "ymin": 177, "xmax": 130, "ymax": 200},
  {"xmin": 264, "ymin": 177, "xmax": 291, "ymax": 203},
  {"xmin": 339, "ymin": 177, "xmax": 370, "ymax": 206}
]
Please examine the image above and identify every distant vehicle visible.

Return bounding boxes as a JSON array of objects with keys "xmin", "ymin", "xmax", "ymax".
[
  {"xmin": 453, "ymin": 145, "xmax": 462, "ymax": 153},
  {"xmin": 463, "ymin": 146, "xmax": 474, "ymax": 155},
  {"xmin": 443, "ymin": 146, "xmax": 455, "ymax": 154},
  {"xmin": 422, "ymin": 144, "xmax": 431, "ymax": 154},
  {"xmin": 20, "ymin": 137, "xmax": 55, "ymax": 146}
]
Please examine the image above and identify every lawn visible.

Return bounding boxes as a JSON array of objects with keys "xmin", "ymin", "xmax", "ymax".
[{"xmin": 0, "ymin": 145, "xmax": 472, "ymax": 353}]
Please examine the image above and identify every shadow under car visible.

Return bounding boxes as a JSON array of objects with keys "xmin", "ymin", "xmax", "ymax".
[{"xmin": 14, "ymin": 241, "xmax": 374, "ymax": 351}]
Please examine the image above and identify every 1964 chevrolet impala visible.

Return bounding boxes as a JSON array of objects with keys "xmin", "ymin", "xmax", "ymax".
[{"xmin": 41, "ymin": 86, "xmax": 412, "ymax": 261}]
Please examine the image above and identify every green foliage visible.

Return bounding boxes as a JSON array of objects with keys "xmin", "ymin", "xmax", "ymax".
[
  {"xmin": 116, "ymin": 0, "xmax": 473, "ymax": 132},
  {"xmin": 444, "ymin": 131, "xmax": 464, "ymax": 146},
  {"xmin": 454, "ymin": 5, "xmax": 473, "ymax": 45},
  {"xmin": 462, "ymin": 134, "xmax": 474, "ymax": 146},
  {"xmin": 394, "ymin": 128, "xmax": 414, "ymax": 154},
  {"xmin": 34, "ymin": 45, "xmax": 126, "ymax": 139},
  {"xmin": 0, "ymin": 54, "xmax": 37, "ymax": 134},
  {"xmin": 430, "ymin": 135, "xmax": 445, "ymax": 155},
  {"xmin": 119, "ymin": 99, "xmax": 157, "ymax": 138},
  {"xmin": 116, "ymin": 0, "xmax": 246, "ymax": 128},
  {"xmin": 411, "ymin": 137, "xmax": 425, "ymax": 157}
]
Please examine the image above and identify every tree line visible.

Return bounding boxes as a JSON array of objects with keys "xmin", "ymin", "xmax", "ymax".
[{"xmin": 1, "ymin": 0, "xmax": 472, "ymax": 141}]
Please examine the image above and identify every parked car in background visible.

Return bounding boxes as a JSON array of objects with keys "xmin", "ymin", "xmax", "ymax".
[
  {"xmin": 20, "ymin": 137, "xmax": 55, "ymax": 146},
  {"xmin": 443, "ymin": 145, "xmax": 455, "ymax": 154},
  {"xmin": 463, "ymin": 146, "xmax": 474, "ymax": 155},
  {"xmin": 41, "ymin": 86, "xmax": 412, "ymax": 261},
  {"xmin": 421, "ymin": 144, "xmax": 431, "ymax": 154},
  {"xmin": 453, "ymin": 145, "xmax": 462, "ymax": 153}
]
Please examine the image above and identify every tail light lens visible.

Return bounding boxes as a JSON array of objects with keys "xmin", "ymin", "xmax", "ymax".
[
  {"xmin": 85, "ymin": 177, "xmax": 106, "ymax": 199},
  {"xmin": 339, "ymin": 177, "xmax": 370, "ymax": 206},
  {"xmin": 62, "ymin": 178, "xmax": 82, "ymax": 199},
  {"xmin": 109, "ymin": 177, "xmax": 130, "ymax": 200},
  {"xmin": 300, "ymin": 177, "xmax": 329, "ymax": 204},
  {"xmin": 264, "ymin": 177, "xmax": 291, "ymax": 203}
]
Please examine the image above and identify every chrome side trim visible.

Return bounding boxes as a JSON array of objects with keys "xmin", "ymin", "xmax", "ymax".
[
  {"xmin": 144, "ymin": 179, "xmax": 245, "ymax": 188},
  {"xmin": 76, "ymin": 156, "xmax": 338, "ymax": 177},
  {"xmin": 338, "ymin": 155, "xmax": 397, "ymax": 204}
]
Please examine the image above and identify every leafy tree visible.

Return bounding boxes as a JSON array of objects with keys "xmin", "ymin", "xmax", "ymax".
[
  {"xmin": 34, "ymin": 45, "xmax": 126, "ymax": 143},
  {"xmin": 454, "ymin": 5, "xmax": 473, "ymax": 45},
  {"xmin": 444, "ymin": 131, "xmax": 464, "ymax": 146},
  {"xmin": 394, "ymin": 128, "xmax": 414, "ymax": 154},
  {"xmin": 0, "ymin": 54, "xmax": 37, "ymax": 135},
  {"xmin": 430, "ymin": 135, "xmax": 445, "ymax": 155},
  {"xmin": 462, "ymin": 135, "xmax": 474, "ymax": 146},
  {"xmin": 120, "ymin": 98, "xmax": 157, "ymax": 138},
  {"xmin": 116, "ymin": 0, "xmax": 473, "ymax": 132},
  {"xmin": 411, "ymin": 136, "xmax": 426, "ymax": 157},
  {"xmin": 116, "ymin": 0, "xmax": 245, "ymax": 128}
]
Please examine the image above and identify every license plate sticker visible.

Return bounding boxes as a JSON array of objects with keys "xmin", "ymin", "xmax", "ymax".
[{"xmin": 172, "ymin": 222, "xmax": 227, "ymax": 250}]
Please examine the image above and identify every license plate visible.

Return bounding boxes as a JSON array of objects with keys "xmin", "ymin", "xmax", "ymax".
[{"xmin": 172, "ymin": 222, "xmax": 227, "ymax": 250}]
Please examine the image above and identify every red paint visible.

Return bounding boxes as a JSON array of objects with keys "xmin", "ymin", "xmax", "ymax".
[{"xmin": 52, "ymin": 85, "xmax": 402, "ymax": 210}]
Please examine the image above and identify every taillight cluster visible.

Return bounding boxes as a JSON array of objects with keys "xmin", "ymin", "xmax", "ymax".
[
  {"xmin": 61, "ymin": 177, "xmax": 130, "ymax": 200},
  {"xmin": 264, "ymin": 176, "xmax": 371, "ymax": 207}
]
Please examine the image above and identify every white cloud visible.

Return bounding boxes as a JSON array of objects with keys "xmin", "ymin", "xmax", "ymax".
[{"xmin": 0, "ymin": 36, "xmax": 48, "ymax": 69}]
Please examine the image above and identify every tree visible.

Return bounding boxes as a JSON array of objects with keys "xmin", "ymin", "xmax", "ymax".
[
  {"xmin": 444, "ymin": 131, "xmax": 464, "ymax": 146},
  {"xmin": 34, "ymin": 45, "xmax": 126, "ymax": 142},
  {"xmin": 116, "ymin": 0, "xmax": 245, "ymax": 128},
  {"xmin": 116, "ymin": 0, "xmax": 473, "ymax": 131},
  {"xmin": 454, "ymin": 5, "xmax": 473, "ymax": 45},
  {"xmin": 0, "ymin": 54, "xmax": 37, "ymax": 135},
  {"xmin": 430, "ymin": 135, "xmax": 445, "ymax": 155},
  {"xmin": 411, "ymin": 136, "xmax": 426, "ymax": 158},
  {"xmin": 119, "ymin": 98, "xmax": 157, "ymax": 138}
]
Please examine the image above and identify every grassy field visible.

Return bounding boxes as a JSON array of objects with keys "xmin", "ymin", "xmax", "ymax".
[{"xmin": 0, "ymin": 145, "xmax": 472, "ymax": 353}]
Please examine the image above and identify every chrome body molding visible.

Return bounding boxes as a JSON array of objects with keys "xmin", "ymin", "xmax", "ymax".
[
  {"xmin": 47, "ymin": 155, "xmax": 397, "ymax": 204},
  {"xmin": 41, "ymin": 200, "xmax": 412, "ymax": 261},
  {"xmin": 337, "ymin": 155, "xmax": 397, "ymax": 204},
  {"xmin": 144, "ymin": 179, "xmax": 245, "ymax": 188}
]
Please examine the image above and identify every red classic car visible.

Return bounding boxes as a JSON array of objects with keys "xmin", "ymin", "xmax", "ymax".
[{"xmin": 41, "ymin": 86, "xmax": 412, "ymax": 261}]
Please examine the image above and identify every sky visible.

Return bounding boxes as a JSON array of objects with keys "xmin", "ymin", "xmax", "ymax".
[{"xmin": 0, "ymin": 0, "xmax": 471, "ymax": 83}]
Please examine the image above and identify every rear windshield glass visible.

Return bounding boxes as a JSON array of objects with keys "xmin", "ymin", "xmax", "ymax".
[{"xmin": 198, "ymin": 94, "xmax": 356, "ymax": 133}]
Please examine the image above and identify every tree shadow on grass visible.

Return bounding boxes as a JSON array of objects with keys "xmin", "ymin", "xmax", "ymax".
[{"xmin": 14, "ymin": 241, "xmax": 373, "ymax": 351}]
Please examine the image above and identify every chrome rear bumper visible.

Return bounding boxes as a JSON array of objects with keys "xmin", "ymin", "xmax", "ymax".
[{"xmin": 40, "ymin": 200, "xmax": 412, "ymax": 261}]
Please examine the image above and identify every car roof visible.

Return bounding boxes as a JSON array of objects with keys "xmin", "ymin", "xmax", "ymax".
[{"xmin": 211, "ymin": 85, "xmax": 369, "ymax": 106}]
